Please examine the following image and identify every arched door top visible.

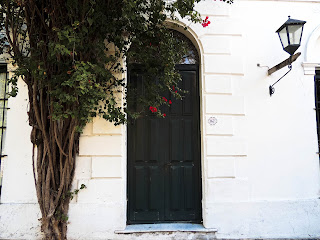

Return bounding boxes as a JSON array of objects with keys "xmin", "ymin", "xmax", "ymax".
[
  {"xmin": 127, "ymin": 30, "xmax": 199, "ymax": 65},
  {"xmin": 172, "ymin": 30, "xmax": 199, "ymax": 65}
]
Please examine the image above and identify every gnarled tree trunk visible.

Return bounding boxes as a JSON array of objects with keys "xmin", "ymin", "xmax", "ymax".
[{"xmin": 28, "ymin": 81, "xmax": 79, "ymax": 240}]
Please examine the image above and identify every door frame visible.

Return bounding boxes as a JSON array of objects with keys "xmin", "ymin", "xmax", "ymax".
[{"xmin": 124, "ymin": 24, "xmax": 206, "ymax": 227}]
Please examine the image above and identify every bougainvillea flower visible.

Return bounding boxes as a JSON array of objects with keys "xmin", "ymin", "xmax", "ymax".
[
  {"xmin": 163, "ymin": 113, "xmax": 166, "ymax": 117},
  {"xmin": 149, "ymin": 106, "xmax": 157, "ymax": 113},
  {"xmin": 162, "ymin": 97, "xmax": 168, "ymax": 102},
  {"xmin": 172, "ymin": 85, "xmax": 175, "ymax": 90},
  {"xmin": 202, "ymin": 16, "xmax": 211, "ymax": 27},
  {"xmin": 169, "ymin": 100, "xmax": 172, "ymax": 105}
]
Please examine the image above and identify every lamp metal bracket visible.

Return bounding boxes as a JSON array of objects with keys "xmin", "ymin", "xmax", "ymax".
[
  {"xmin": 269, "ymin": 64, "xmax": 292, "ymax": 96},
  {"xmin": 268, "ymin": 52, "xmax": 301, "ymax": 96},
  {"xmin": 268, "ymin": 52, "xmax": 300, "ymax": 75}
]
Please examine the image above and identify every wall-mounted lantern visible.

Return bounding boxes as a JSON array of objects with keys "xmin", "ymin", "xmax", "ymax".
[
  {"xmin": 276, "ymin": 17, "xmax": 306, "ymax": 56},
  {"xmin": 268, "ymin": 16, "xmax": 306, "ymax": 96}
]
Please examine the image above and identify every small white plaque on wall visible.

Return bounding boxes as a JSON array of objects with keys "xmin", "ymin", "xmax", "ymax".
[{"xmin": 206, "ymin": 115, "xmax": 233, "ymax": 135}]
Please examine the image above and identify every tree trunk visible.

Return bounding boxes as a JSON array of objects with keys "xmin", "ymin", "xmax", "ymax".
[{"xmin": 29, "ymin": 84, "xmax": 79, "ymax": 240}]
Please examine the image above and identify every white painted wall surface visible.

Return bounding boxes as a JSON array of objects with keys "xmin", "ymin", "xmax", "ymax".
[{"xmin": 1, "ymin": 0, "xmax": 320, "ymax": 239}]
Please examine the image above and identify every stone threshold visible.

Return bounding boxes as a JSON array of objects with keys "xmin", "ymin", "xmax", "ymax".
[{"xmin": 115, "ymin": 223, "xmax": 218, "ymax": 234}]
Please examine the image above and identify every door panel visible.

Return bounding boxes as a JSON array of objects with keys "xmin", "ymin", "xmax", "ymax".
[{"xmin": 128, "ymin": 65, "xmax": 201, "ymax": 223}]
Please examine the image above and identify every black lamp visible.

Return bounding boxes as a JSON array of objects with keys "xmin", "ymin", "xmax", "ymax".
[
  {"xmin": 276, "ymin": 16, "xmax": 306, "ymax": 56},
  {"xmin": 268, "ymin": 16, "xmax": 306, "ymax": 96}
]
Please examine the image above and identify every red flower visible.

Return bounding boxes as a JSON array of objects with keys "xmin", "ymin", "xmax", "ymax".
[
  {"xmin": 163, "ymin": 113, "xmax": 166, "ymax": 117},
  {"xmin": 202, "ymin": 17, "xmax": 211, "ymax": 28},
  {"xmin": 149, "ymin": 106, "xmax": 157, "ymax": 113},
  {"xmin": 169, "ymin": 100, "xmax": 172, "ymax": 105},
  {"xmin": 202, "ymin": 22, "xmax": 208, "ymax": 27},
  {"xmin": 162, "ymin": 97, "xmax": 167, "ymax": 102},
  {"xmin": 172, "ymin": 85, "xmax": 175, "ymax": 90},
  {"xmin": 175, "ymin": 90, "xmax": 177, "ymax": 93}
]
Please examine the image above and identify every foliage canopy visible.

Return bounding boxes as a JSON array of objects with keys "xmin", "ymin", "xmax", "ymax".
[{"xmin": 0, "ymin": 0, "xmax": 206, "ymax": 129}]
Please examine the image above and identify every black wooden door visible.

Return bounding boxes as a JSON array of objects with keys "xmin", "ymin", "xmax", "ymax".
[{"xmin": 127, "ymin": 65, "xmax": 201, "ymax": 224}]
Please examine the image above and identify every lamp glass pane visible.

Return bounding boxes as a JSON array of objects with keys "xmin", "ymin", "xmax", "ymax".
[
  {"xmin": 288, "ymin": 25, "xmax": 303, "ymax": 45},
  {"xmin": 279, "ymin": 28, "xmax": 288, "ymax": 48}
]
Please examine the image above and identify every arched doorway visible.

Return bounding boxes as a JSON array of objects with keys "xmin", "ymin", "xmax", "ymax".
[{"xmin": 127, "ymin": 30, "xmax": 201, "ymax": 224}]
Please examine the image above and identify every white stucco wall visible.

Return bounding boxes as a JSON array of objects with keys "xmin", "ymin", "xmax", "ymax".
[{"xmin": 1, "ymin": 0, "xmax": 320, "ymax": 239}]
